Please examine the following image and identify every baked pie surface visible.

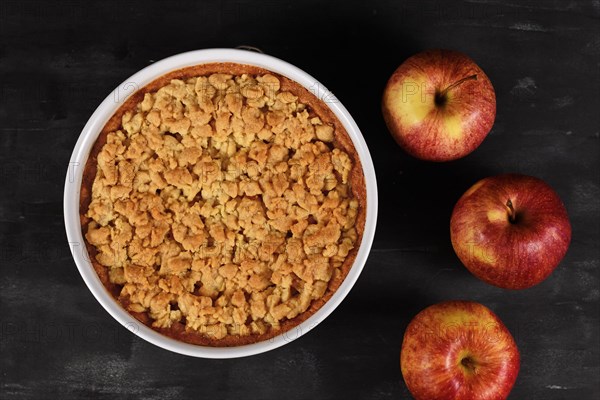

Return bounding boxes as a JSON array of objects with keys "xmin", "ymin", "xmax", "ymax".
[{"xmin": 80, "ymin": 63, "xmax": 366, "ymax": 346}]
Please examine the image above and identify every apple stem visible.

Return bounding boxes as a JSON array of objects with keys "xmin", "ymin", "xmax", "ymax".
[
  {"xmin": 506, "ymin": 199, "xmax": 517, "ymax": 223},
  {"xmin": 461, "ymin": 357, "xmax": 477, "ymax": 373},
  {"xmin": 439, "ymin": 74, "xmax": 478, "ymax": 98}
]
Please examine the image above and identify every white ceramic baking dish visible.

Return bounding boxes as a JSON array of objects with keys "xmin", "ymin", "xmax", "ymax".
[{"xmin": 64, "ymin": 48, "xmax": 377, "ymax": 358}]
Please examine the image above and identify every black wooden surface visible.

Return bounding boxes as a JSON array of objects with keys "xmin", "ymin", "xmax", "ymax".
[{"xmin": 1, "ymin": 0, "xmax": 599, "ymax": 399}]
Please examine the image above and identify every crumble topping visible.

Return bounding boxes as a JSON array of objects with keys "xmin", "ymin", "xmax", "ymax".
[{"xmin": 85, "ymin": 72, "xmax": 359, "ymax": 339}]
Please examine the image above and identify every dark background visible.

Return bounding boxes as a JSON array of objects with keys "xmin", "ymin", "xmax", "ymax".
[{"xmin": 1, "ymin": 0, "xmax": 599, "ymax": 399}]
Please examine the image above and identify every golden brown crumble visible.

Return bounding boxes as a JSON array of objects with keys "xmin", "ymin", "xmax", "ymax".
[{"xmin": 85, "ymin": 73, "xmax": 359, "ymax": 340}]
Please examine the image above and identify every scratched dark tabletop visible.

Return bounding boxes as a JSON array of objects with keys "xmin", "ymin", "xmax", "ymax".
[{"xmin": 1, "ymin": 0, "xmax": 599, "ymax": 399}]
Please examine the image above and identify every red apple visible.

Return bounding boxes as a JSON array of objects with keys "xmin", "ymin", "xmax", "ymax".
[
  {"xmin": 450, "ymin": 174, "xmax": 571, "ymax": 289},
  {"xmin": 401, "ymin": 301, "xmax": 520, "ymax": 400},
  {"xmin": 382, "ymin": 49, "xmax": 496, "ymax": 161}
]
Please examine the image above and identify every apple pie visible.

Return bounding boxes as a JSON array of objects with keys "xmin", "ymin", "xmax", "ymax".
[{"xmin": 80, "ymin": 63, "xmax": 366, "ymax": 346}]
